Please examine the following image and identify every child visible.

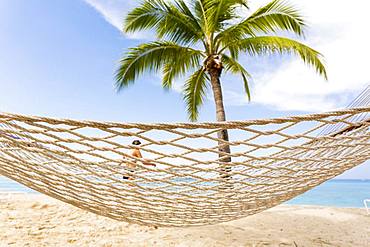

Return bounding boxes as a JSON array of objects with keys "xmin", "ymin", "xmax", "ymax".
[{"xmin": 123, "ymin": 140, "xmax": 155, "ymax": 179}]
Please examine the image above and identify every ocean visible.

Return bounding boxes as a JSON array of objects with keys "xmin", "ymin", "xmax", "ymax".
[{"xmin": 0, "ymin": 176, "xmax": 369, "ymax": 208}]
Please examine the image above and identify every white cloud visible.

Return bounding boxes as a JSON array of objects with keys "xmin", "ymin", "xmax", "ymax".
[
  {"xmin": 83, "ymin": 0, "xmax": 149, "ymax": 39},
  {"xmin": 84, "ymin": 0, "xmax": 127, "ymax": 30},
  {"xmin": 244, "ymin": 0, "xmax": 370, "ymax": 111},
  {"xmin": 84, "ymin": 0, "xmax": 370, "ymax": 112}
]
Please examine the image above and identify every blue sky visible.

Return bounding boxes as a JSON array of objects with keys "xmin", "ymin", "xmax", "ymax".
[{"xmin": 0, "ymin": 0, "xmax": 369, "ymax": 178}]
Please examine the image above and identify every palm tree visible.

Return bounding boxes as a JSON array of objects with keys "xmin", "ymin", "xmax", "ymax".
[{"xmin": 115, "ymin": 0, "xmax": 327, "ymax": 169}]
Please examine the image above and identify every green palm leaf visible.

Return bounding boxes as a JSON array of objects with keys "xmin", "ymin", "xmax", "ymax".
[
  {"xmin": 205, "ymin": 0, "xmax": 249, "ymax": 32},
  {"xmin": 115, "ymin": 41, "xmax": 204, "ymax": 90},
  {"xmin": 215, "ymin": 0, "xmax": 305, "ymax": 53},
  {"xmin": 246, "ymin": 0, "xmax": 305, "ymax": 35},
  {"xmin": 194, "ymin": 0, "xmax": 211, "ymax": 35},
  {"xmin": 124, "ymin": 0, "xmax": 202, "ymax": 44},
  {"xmin": 162, "ymin": 50, "xmax": 205, "ymax": 90},
  {"xmin": 224, "ymin": 36, "xmax": 328, "ymax": 80},
  {"xmin": 222, "ymin": 54, "xmax": 251, "ymax": 100},
  {"xmin": 183, "ymin": 68, "xmax": 208, "ymax": 121}
]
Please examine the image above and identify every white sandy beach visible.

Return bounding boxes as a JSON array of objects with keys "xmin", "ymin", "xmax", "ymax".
[{"xmin": 0, "ymin": 194, "xmax": 369, "ymax": 247}]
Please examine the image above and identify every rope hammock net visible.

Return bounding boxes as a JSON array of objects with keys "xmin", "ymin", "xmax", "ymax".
[{"xmin": 0, "ymin": 86, "xmax": 369, "ymax": 227}]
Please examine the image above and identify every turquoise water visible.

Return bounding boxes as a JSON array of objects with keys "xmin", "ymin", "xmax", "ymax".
[
  {"xmin": 1, "ymin": 176, "xmax": 369, "ymax": 208},
  {"xmin": 287, "ymin": 179, "xmax": 370, "ymax": 208}
]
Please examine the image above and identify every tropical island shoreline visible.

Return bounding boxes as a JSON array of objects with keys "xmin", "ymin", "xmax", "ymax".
[{"xmin": 1, "ymin": 193, "xmax": 369, "ymax": 247}]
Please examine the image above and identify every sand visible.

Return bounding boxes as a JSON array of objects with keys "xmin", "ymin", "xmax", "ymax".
[{"xmin": 0, "ymin": 194, "xmax": 369, "ymax": 247}]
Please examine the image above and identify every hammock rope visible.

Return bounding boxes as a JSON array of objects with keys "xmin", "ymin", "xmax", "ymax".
[{"xmin": 0, "ymin": 89, "xmax": 369, "ymax": 227}]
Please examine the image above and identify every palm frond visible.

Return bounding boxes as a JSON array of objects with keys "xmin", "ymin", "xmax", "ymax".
[
  {"xmin": 204, "ymin": 0, "xmax": 249, "ymax": 32},
  {"xmin": 215, "ymin": 0, "xmax": 305, "ymax": 52},
  {"xmin": 224, "ymin": 36, "xmax": 328, "ymax": 80},
  {"xmin": 174, "ymin": 0, "xmax": 203, "ymax": 32},
  {"xmin": 214, "ymin": 20, "xmax": 255, "ymax": 55},
  {"xmin": 162, "ymin": 50, "xmax": 204, "ymax": 90},
  {"xmin": 246, "ymin": 0, "xmax": 305, "ymax": 35},
  {"xmin": 183, "ymin": 68, "xmax": 208, "ymax": 121},
  {"xmin": 124, "ymin": 0, "xmax": 202, "ymax": 44},
  {"xmin": 115, "ymin": 41, "xmax": 204, "ymax": 90},
  {"xmin": 222, "ymin": 54, "xmax": 251, "ymax": 99},
  {"xmin": 193, "ymin": 0, "xmax": 210, "ymax": 36}
]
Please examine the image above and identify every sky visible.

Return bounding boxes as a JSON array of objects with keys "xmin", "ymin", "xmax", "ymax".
[{"xmin": 0, "ymin": 0, "xmax": 369, "ymax": 178}]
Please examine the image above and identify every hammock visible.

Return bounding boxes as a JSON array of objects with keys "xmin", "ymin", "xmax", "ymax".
[{"xmin": 0, "ymin": 88, "xmax": 369, "ymax": 227}]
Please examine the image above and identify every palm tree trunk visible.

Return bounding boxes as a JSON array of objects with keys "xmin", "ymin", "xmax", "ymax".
[{"xmin": 209, "ymin": 68, "xmax": 231, "ymax": 179}]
